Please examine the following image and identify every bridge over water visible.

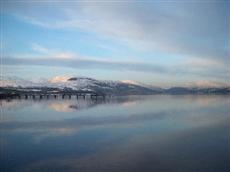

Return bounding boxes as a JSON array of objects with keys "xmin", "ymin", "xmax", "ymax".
[{"xmin": 0, "ymin": 90, "xmax": 106, "ymax": 100}]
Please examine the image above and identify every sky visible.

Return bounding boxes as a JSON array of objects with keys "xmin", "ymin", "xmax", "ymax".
[{"xmin": 1, "ymin": 0, "xmax": 229, "ymax": 87}]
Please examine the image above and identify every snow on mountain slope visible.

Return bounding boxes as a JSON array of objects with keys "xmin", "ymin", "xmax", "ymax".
[
  {"xmin": 1, "ymin": 76, "xmax": 229, "ymax": 95},
  {"xmin": 48, "ymin": 77, "xmax": 100, "ymax": 91},
  {"xmin": 50, "ymin": 76, "xmax": 71, "ymax": 83},
  {"xmin": 0, "ymin": 76, "xmax": 38, "ymax": 87},
  {"xmin": 0, "ymin": 76, "xmax": 139, "ymax": 89},
  {"xmin": 0, "ymin": 76, "xmax": 158, "ymax": 95},
  {"xmin": 49, "ymin": 77, "xmax": 139, "ymax": 92}
]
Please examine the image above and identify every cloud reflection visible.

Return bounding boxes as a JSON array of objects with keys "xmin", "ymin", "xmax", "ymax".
[
  {"xmin": 1, "ymin": 95, "xmax": 230, "ymax": 172},
  {"xmin": 21, "ymin": 121, "xmax": 230, "ymax": 172}
]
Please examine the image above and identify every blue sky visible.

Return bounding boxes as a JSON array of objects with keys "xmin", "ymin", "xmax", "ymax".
[{"xmin": 1, "ymin": 0, "xmax": 229, "ymax": 87}]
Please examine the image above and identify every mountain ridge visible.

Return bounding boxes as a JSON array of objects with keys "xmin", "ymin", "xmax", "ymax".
[{"xmin": 0, "ymin": 76, "xmax": 229, "ymax": 95}]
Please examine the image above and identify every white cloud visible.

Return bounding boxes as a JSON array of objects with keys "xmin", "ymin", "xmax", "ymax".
[
  {"xmin": 8, "ymin": 1, "xmax": 229, "ymax": 63},
  {"xmin": 32, "ymin": 43, "xmax": 49, "ymax": 54},
  {"xmin": 31, "ymin": 43, "xmax": 74, "ymax": 59},
  {"xmin": 2, "ymin": 1, "xmax": 229, "ymax": 85}
]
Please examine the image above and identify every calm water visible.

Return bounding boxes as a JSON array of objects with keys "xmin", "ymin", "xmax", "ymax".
[{"xmin": 0, "ymin": 95, "xmax": 229, "ymax": 172}]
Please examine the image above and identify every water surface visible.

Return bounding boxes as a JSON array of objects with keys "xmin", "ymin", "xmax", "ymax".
[{"xmin": 0, "ymin": 95, "xmax": 230, "ymax": 172}]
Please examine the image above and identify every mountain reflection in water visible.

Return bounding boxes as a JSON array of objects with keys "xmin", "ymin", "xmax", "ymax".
[{"xmin": 0, "ymin": 95, "xmax": 230, "ymax": 172}]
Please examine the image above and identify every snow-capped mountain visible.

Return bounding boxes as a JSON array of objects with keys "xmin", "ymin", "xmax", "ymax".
[
  {"xmin": 49, "ymin": 77, "xmax": 158, "ymax": 95},
  {"xmin": 1, "ymin": 76, "xmax": 229, "ymax": 95},
  {"xmin": 0, "ymin": 76, "xmax": 160, "ymax": 95}
]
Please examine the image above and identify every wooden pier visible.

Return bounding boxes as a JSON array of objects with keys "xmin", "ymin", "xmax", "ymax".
[{"xmin": 0, "ymin": 91, "xmax": 106, "ymax": 100}]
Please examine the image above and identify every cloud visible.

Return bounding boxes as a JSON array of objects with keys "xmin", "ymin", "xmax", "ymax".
[
  {"xmin": 2, "ymin": 55, "xmax": 168, "ymax": 74},
  {"xmin": 4, "ymin": 1, "xmax": 230, "ymax": 63},
  {"xmin": 31, "ymin": 43, "xmax": 74, "ymax": 59},
  {"xmin": 2, "ymin": 1, "xmax": 229, "ymax": 86},
  {"xmin": 32, "ymin": 43, "xmax": 49, "ymax": 54},
  {"xmin": 2, "ymin": 54, "xmax": 230, "ymax": 82}
]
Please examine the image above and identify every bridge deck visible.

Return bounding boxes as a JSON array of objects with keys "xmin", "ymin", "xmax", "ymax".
[{"xmin": 0, "ymin": 92, "xmax": 106, "ymax": 100}]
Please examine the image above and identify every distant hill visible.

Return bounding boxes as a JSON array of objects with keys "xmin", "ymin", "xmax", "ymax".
[{"xmin": 165, "ymin": 87, "xmax": 230, "ymax": 95}]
